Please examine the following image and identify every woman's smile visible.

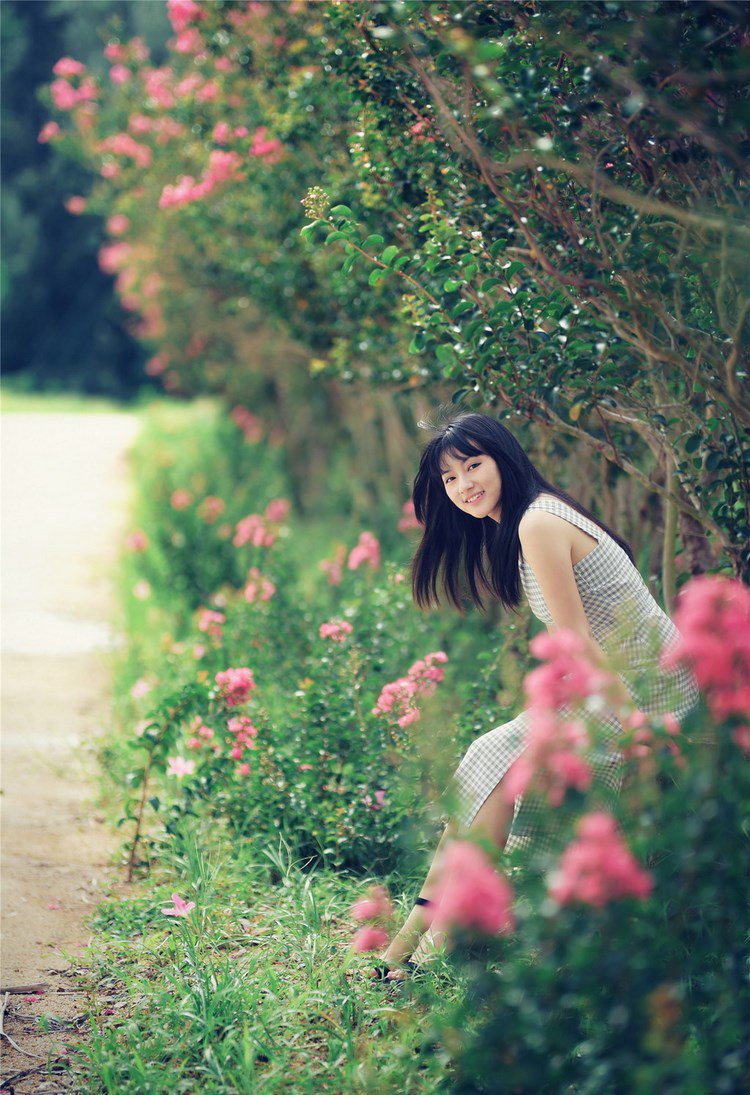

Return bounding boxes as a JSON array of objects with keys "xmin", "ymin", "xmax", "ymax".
[{"xmin": 439, "ymin": 449, "xmax": 502, "ymax": 521}]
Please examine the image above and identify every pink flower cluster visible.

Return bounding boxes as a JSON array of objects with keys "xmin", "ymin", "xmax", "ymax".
[
  {"xmin": 65, "ymin": 195, "xmax": 86, "ymax": 214},
  {"xmin": 363, "ymin": 788, "xmax": 387, "ymax": 810},
  {"xmin": 234, "ymin": 513, "xmax": 276, "ymax": 548},
  {"xmin": 186, "ymin": 715, "xmax": 216, "ymax": 750},
  {"xmin": 167, "ymin": 0, "xmax": 206, "ymax": 34},
  {"xmin": 159, "ymin": 150, "xmax": 244, "ymax": 209},
  {"xmin": 264, "ymin": 497, "xmax": 290, "ymax": 523},
  {"xmin": 230, "ymin": 406, "xmax": 264, "ymax": 442},
  {"xmin": 212, "ymin": 122, "xmax": 249, "ymax": 144},
  {"xmin": 227, "ymin": 714, "xmax": 258, "ymax": 760},
  {"xmin": 349, "ymin": 884, "xmax": 393, "ymax": 953},
  {"xmin": 427, "ymin": 840, "xmax": 515, "ymax": 936},
  {"xmin": 319, "ymin": 619, "xmax": 353, "ymax": 642},
  {"xmin": 548, "ymin": 812, "xmax": 653, "ymax": 908},
  {"xmin": 38, "ymin": 121, "xmax": 60, "ymax": 144},
  {"xmin": 348, "ymin": 531, "xmax": 381, "ymax": 571},
  {"xmin": 372, "ymin": 651, "xmax": 448, "ymax": 728},
  {"xmin": 215, "ymin": 667, "xmax": 256, "ymax": 707},
  {"xmin": 250, "ymin": 126, "xmax": 284, "ymax": 164},
  {"xmin": 245, "ymin": 566, "xmax": 276, "ymax": 603},
  {"xmin": 50, "ymin": 58, "xmax": 98, "ymax": 111},
  {"xmin": 98, "ymin": 242, "xmax": 132, "ymax": 275},
  {"xmin": 503, "ymin": 629, "xmax": 615, "ymax": 808},
  {"xmin": 397, "ymin": 498, "xmax": 421, "ymax": 532},
  {"xmin": 100, "ymin": 132, "xmax": 152, "ymax": 169},
  {"xmin": 197, "ymin": 608, "xmax": 225, "ymax": 641},
  {"xmin": 661, "ymin": 576, "xmax": 750, "ymax": 722}
]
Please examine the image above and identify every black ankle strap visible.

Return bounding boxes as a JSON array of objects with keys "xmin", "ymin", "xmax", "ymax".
[{"xmin": 415, "ymin": 896, "xmax": 432, "ymax": 907}]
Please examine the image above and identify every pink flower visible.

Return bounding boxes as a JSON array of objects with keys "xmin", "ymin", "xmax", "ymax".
[
  {"xmin": 173, "ymin": 27, "xmax": 204, "ymax": 54},
  {"xmin": 319, "ymin": 544, "xmax": 346, "ymax": 586},
  {"xmin": 319, "ymin": 619, "xmax": 353, "ymax": 642},
  {"xmin": 548, "ymin": 812, "xmax": 653, "ymax": 908},
  {"xmin": 38, "ymin": 121, "xmax": 60, "ymax": 143},
  {"xmin": 350, "ymin": 884, "xmax": 393, "ymax": 922},
  {"xmin": 107, "ymin": 214, "xmax": 130, "ymax": 236},
  {"xmin": 236, "ymin": 762, "xmax": 252, "ymax": 777},
  {"xmin": 161, "ymin": 892, "xmax": 197, "ymax": 917},
  {"xmin": 133, "ymin": 580, "xmax": 151, "ymax": 600},
  {"xmin": 197, "ymin": 608, "xmax": 225, "ymax": 641},
  {"xmin": 215, "ymin": 57, "xmax": 234, "ymax": 73},
  {"xmin": 373, "ymin": 651, "xmax": 448, "ymax": 726},
  {"xmin": 130, "ymin": 677, "xmax": 151, "ymax": 698},
  {"xmin": 364, "ymin": 789, "xmax": 387, "ymax": 810},
  {"xmin": 299, "ymin": 763, "xmax": 314, "ymax": 771},
  {"xmin": 662, "ymin": 576, "xmax": 750, "ymax": 721},
  {"xmin": 197, "ymin": 494, "xmax": 226, "ymax": 524},
  {"xmin": 215, "ymin": 667, "xmax": 256, "ymax": 707},
  {"xmin": 53, "ymin": 57, "xmax": 85, "ymax": 77},
  {"xmin": 351, "ymin": 925, "xmax": 389, "ymax": 953},
  {"xmin": 193, "ymin": 644, "xmax": 205, "ymax": 659},
  {"xmin": 109, "ymin": 64, "xmax": 131, "ymax": 84},
  {"xmin": 196, "ymin": 80, "xmax": 220, "ymax": 103},
  {"xmin": 407, "ymin": 117, "xmax": 436, "ymax": 142},
  {"xmin": 234, "ymin": 513, "xmax": 275, "ymax": 548},
  {"xmin": 244, "ymin": 566, "xmax": 276, "ymax": 603},
  {"xmin": 397, "ymin": 499, "xmax": 421, "ymax": 532},
  {"xmin": 233, "ymin": 125, "xmax": 249, "ymax": 137},
  {"xmin": 104, "ymin": 42, "xmax": 125, "ymax": 62},
  {"xmin": 170, "ymin": 488, "xmax": 193, "ymax": 510},
  {"xmin": 125, "ymin": 529, "xmax": 148, "ymax": 552},
  {"xmin": 47, "ymin": 899, "xmax": 62, "ymax": 911},
  {"xmin": 212, "ymin": 121, "xmax": 232, "ymax": 144},
  {"xmin": 167, "ymin": 0, "xmax": 205, "ymax": 33},
  {"xmin": 348, "ymin": 531, "xmax": 381, "ymax": 571},
  {"xmin": 264, "ymin": 497, "xmax": 290, "ymax": 523},
  {"xmin": 167, "ymin": 756, "xmax": 196, "ymax": 777},
  {"xmin": 228, "ymin": 715, "xmax": 258, "ymax": 746},
  {"xmin": 429, "ymin": 840, "xmax": 515, "ymax": 936},
  {"xmin": 64, "ymin": 195, "xmax": 86, "ymax": 214},
  {"xmin": 249, "ymin": 125, "xmax": 284, "ymax": 164},
  {"xmin": 230, "ymin": 406, "xmax": 264, "ymax": 442}
]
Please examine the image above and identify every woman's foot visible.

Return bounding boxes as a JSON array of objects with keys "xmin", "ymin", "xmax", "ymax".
[{"xmin": 370, "ymin": 896, "xmax": 435, "ymax": 981}]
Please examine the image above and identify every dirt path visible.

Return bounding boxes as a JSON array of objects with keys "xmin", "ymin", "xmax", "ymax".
[{"xmin": 1, "ymin": 411, "xmax": 140, "ymax": 1091}]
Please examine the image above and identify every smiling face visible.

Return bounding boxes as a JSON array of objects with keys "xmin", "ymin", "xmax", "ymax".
[{"xmin": 439, "ymin": 447, "xmax": 502, "ymax": 522}]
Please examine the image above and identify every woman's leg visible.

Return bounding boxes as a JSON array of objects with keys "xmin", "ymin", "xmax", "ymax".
[{"xmin": 379, "ymin": 764, "xmax": 517, "ymax": 971}]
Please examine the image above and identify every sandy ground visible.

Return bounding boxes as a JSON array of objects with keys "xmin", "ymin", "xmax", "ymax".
[{"xmin": 1, "ymin": 411, "xmax": 140, "ymax": 1091}]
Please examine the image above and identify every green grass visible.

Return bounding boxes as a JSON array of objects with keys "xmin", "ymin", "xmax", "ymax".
[{"xmin": 68, "ymin": 822, "xmax": 465, "ymax": 1093}]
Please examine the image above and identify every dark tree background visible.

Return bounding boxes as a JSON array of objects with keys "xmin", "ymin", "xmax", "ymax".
[{"xmin": 0, "ymin": 0, "xmax": 169, "ymax": 396}]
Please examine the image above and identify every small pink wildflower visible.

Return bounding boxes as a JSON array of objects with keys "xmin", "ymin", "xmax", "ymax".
[
  {"xmin": 230, "ymin": 406, "xmax": 263, "ymax": 442},
  {"xmin": 319, "ymin": 619, "xmax": 353, "ymax": 642},
  {"xmin": 234, "ymin": 513, "xmax": 276, "ymax": 548},
  {"xmin": 732, "ymin": 725, "xmax": 750, "ymax": 756},
  {"xmin": 167, "ymin": 0, "xmax": 206, "ymax": 34},
  {"xmin": 397, "ymin": 498, "xmax": 421, "ymax": 532},
  {"xmin": 363, "ymin": 789, "xmax": 387, "ymax": 810},
  {"xmin": 249, "ymin": 125, "xmax": 283, "ymax": 164},
  {"xmin": 167, "ymin": 756, "xmax": 196, "ymax": 777},
  {"xmin": 244, "ymin": 566, "xmax": 276, "ymax": 603},
  {"xmin": 197, "ymin": 607, "xmax": 225, "ymax": 641},
  {"xmin": 64, "ymin": 195, "xmax": 86, "ymax": 214},
  {"xmin": 161, "ymin": 892, "xmax": 196, "ymax": 917},
  {"xmin": 236, "ymin": 762, "xmax": 252, "ymax": 777},
  {"xmin": 107, "ymin": 213, "xmax": 130, "ymax": 235},
  {"xmin": 299, "ymin": 763, "xmax": 314, "ymax": 771},
  {"xmin": 130, "ymin": 677, "xmax": 151, "ymax": 698},
  {"xmin": 53, "ymin": 57, "xmax": 86, "ymax": 77},
  {"xmin": 264, "ymin": 497, "xmax": 290, "ymax": 523},
  {"xmin": 109, "ymin": 64, "xmax": 131, "ymax": 84},
  {"xmin": 347, "ymin": 531, "xmax": 380, "ymax": 571},
  {"xmin": 350, "ymin": 925, "xmax": 389, "ymax": 953}
]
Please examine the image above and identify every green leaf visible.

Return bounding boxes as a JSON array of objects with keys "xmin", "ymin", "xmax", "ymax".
[
  {"xmin": 490, "ymin": 240, "xmax": 506, "ymax": 258},
  {"xmin": 451, "ymin": 387, "xmax": 469, "ymax": 404},
  {"xmin": 369, "ymin": 268, "xmax": 386, "ymax": 286},
  {"xmin": 342, "ymin": 253, "xmax": 357, "ymax": 275},
  {"xmin": 393, "ymin": 255, "xmax": 410, "ymax": 270},
  {"xmin": 481, "ymin": 278, "xmax": 501, "ymax": 292},
  {"xmin": 452, "ymin": 300, "xmax": 474, "ymax": 319},
  {"xmin": 325, "ymin": 231, "xmax": 347, "ymax": 243},
  {"xmin": 300, "ymin": 219, "xmax": 326, "ymax": 240},
  {"xmin": 329, "ymin": 204, "xmax": 353, "ymax": 218},
  {"xmin": 149, "ymin": 796, "xmax": 161, "ymax": 812},
  {"xmin": 363, "ymin": 234, "xmax": 385, "ymax": 249},
  {"xmin": 381, "ymin": 245, "xmax": 400, "ymax": 266},
  {"xmin": 443, "ymin": 278, "xmax": 462, "ymax": 292},
  {"xmin": 503, "ymin": 261, "xmax": 525, "ymax": 280},
  {"xmin": 408, "ymin": 336, "xmax": 423, "ymax": 354},
  {"xmin": 436, "ymin": 344, "xmax": 455, "ymax": 366}
]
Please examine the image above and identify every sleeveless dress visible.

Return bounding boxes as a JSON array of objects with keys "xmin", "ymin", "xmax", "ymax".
[{"xmin": 451, "ymin": 496, "xmax": 700, "ymax": 851}]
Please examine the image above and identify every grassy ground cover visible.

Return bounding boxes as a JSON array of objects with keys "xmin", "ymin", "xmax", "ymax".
[{"xmin": 64, "ymin": 397, "xmax": 518, "ymax": 1092}]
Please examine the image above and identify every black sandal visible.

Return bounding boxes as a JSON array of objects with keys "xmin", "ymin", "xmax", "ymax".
[{"xmin": 369, "ymin": 896, "xmax": 433, "ymax": 982}]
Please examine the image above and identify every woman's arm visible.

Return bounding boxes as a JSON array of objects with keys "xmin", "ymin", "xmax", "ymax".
[{"xmin": 518, "ymin": 509, "xmax": 633, "ymax": 711}]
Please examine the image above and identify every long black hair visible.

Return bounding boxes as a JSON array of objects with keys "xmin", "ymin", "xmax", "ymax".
[{"xmin": 411, "ymin": 412, "xmax": 634, "ymax": 613}]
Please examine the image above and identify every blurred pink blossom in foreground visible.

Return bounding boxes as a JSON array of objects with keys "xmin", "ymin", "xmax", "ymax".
[
  {"xmin": 350, "ymin": 884, "xmax": 394, "ymax": 923},
  {"xmin": 548, "ymin": 812, "xmax": 652, "ymax": 908},
  {"xmin": 428, "ymin": 840, "xmax": 515, "ymax": 936},
  {"xmin": 167, "ymin": 756, "xmax": 195, "ymax": 778}
]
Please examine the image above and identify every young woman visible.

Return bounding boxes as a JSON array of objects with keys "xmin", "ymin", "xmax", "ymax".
[{"xmin": 372, "ymin": 412, "xmax": 699, "ymax": 981}]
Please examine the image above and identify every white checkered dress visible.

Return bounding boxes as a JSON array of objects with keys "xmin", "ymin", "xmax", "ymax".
[{"xmin": 450, "ymin": 496, "xmax": 700, "ymax": 852}]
